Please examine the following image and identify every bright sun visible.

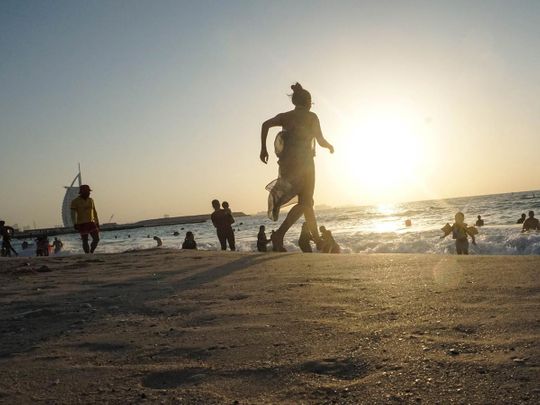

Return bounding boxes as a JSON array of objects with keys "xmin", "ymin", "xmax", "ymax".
[{"xmin": 338, "ymin": 107, "xmax": 427, "ymax": 199}]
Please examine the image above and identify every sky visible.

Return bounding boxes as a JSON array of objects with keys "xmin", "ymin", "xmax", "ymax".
[{"xmin": 1, "ymin": 0, "xmax": 539, "ymax": 228}]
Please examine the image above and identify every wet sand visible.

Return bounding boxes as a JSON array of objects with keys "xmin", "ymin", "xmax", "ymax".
[{"xmin": 0, "ymin": 250, "xmax": 539, "ymax": 404}]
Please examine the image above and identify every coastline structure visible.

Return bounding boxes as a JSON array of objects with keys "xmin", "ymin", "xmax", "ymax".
[{"xmin": 61, "ymin": 165, "xmax": 82, "ymax": 228}]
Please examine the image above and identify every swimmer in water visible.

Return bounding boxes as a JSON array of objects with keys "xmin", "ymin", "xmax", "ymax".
[
  {"xmin": 475, "ymin": 215, "xmax": 484, "ymax": 227},
  {"xmin": 522, "ymin": 211, "xmax": 540, "ymax": 232}
]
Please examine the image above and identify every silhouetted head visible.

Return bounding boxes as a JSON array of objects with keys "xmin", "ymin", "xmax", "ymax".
[
  {"xmin": 477, "ymin": 215, "xmax": 481, "ymax": 219},
  {"xmin": 529, "ymin": 210, "xmax": 535, "ymax": 218},
  {"xmin": 79, "ymin": 184, "xmax": 91, "ymax": 198},
  {"xmin": 455, "ymin": 212, "xmax": 465, "ymax": 224},
  {"xmin": 212, "ymin": 199, "xmax": 220, "ymax": 210},
  {"xmin": 186, "ymin": 231, "xmax": 194, "ymax": 240},
  {"xmin": 222, "ymin": 201, "xmax": 229, "ymax": 209},
  {"xmin": 319, "ymin": 225, "xmax": 327, "ymax": 233},
  {"xmin": 0, "ymin": 221, "xmax": 4, "ymax": 227},
  {"xmin": 259, "ymin": 225, "xmax": 265, "ymax": 232},
  {"xmin": 521, "ymin": 213, "xmax": 526, "ymax": 219},
  {"xmin": 290, "ymin": 83, "xmax": 312, "ymax": 109}
]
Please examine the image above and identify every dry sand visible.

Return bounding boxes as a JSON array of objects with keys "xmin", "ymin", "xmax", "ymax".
[{"xmin": 0, "ymin": 250, "xmax": 538, "ymax": 404}]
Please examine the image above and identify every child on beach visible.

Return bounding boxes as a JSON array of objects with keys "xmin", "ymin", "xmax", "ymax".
[
  {"xmin": 298, "ymin": 222, "xmax": 314, "ymax": 253},
  {"xmin": 257, "ymin": 225, "xmax": 271, "ymax": 252},
  {"xmin": 222, "ymin": 201, "xmax": 235, "ymax": 225},
  {"xmin": 441, "ymin": 212, "xmax": 478, "ymax": 255},
  {"xmin": 52, "ymin": 237, "xmax": 63, "ymax": 254},
  {"xmin": 319, "ymin": 226, "xmax": 341, "ymax": 254},
  {"xmin": 182, "ymin": 231, "xmax": 197, "ymax": 250}
]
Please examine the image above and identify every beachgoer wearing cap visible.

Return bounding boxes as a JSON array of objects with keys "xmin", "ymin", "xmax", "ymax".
[
  {"xmin": 522, "ymin": 211, "xmax": 540, "ymax": 232},
  {"xmin": 0, "ymin": 221, "xmax": 18, "ymax": 257},
  {"xmin": 71, "ymin": 184, "xmax": 100, "ymax": 253}
]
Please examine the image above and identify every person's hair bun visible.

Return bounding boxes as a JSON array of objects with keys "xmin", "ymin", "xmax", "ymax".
[{"xmin": 291, "ymin": 82, "xmax": 303, "ymax": 92}]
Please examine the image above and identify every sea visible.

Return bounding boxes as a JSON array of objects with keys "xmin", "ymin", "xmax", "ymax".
[{"xmin": 11, "ymin": 190, "xmax": 540, "ymax": 256}]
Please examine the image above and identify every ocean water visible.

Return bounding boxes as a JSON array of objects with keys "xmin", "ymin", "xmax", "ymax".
[{"xmin": 11, "ymin": 190, "xmax": 540, "ymax": 256}]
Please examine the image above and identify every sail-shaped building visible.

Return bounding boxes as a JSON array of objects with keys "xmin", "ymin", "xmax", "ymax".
[{"xmin": 61, "ymin": 166, "xmax": 82, "ymax": 227}]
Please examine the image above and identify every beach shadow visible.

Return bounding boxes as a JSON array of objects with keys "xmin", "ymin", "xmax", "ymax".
[
  {"xmin": 140, "ymin": 355, "xmax": 370, "ymax": 390},
  {"xmin": 0, "ymin": 253, "xmax": 283, "ymax": 358},
  {"xmin": 75, "ymin": 342, "xmax": 131, "ymax": 352}
]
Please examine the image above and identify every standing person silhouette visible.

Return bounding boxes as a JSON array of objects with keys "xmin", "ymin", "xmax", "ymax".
[
  {"xmin": 52, "ymin": 237, "xmax": 63, "ymax": 254},
  {"xmin": 0, "ymin": 221, "xmax": 18, "ymax": 257},
  {"xmin": 71, "ymin": 184, "xmax": 100, "ymax": 253},
  {"xmin": 522, "ymin": 210, "xmax": 540, "ymax": 232},
  {"xmin": 260, "ymin": 83, "xmax": 334, "ymax": 251},
  {"xmin": 211, "ymin": 199, "xmax": 236, "ymax": 251},
  {"xmin": 256, "ymin": 225, "xmax": 271, "ymax": 252}
]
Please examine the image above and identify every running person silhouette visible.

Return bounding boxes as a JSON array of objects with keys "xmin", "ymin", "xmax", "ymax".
[{"xmin": 260, "ymin": 83, "xmax": 334, "ymax": 251}]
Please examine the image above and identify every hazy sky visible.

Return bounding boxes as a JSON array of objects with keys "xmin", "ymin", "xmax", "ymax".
[{"xmin": 1, "ymin": 0, "xmax": 539, "ymax": 228}]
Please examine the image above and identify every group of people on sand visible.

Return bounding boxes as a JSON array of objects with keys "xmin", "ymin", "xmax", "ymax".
[
  {"xmin": 0, "ymin": 228, "xmax": 64, "ymax": 257},
  {"xmin": 2, "ymin": 83, "xmax": 538, "ymax": 257},
  {"xmin": 297, "ymin": 223, "xmax": 340, "ymax": 253},
  {"xmin": 256, "ymin": 82, "xmax": 540, "ymax": 256}
]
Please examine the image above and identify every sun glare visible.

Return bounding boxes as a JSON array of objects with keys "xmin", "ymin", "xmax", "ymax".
[{"xmin": 338, "ymin": 106, "xmax": 427, "ymax": 200}]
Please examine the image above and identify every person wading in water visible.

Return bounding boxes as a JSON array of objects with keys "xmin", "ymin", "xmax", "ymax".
[{"xmin": 260, "ymin": 82, "xmax": 334, "ymax": 251}]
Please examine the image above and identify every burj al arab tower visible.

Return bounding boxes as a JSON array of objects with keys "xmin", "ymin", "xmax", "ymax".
[{"xmin": 61, "ymin": 165, "xmax": 82, "ymax": 227}]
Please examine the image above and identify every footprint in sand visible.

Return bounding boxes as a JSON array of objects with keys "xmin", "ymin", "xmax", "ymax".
[
  {"xmin": 300, "ymin": 357, "xmax": 369, "ymax": 380},
  {"xmin": 141, "ymin": 368, "xmax": 208, "ymax": 389}
]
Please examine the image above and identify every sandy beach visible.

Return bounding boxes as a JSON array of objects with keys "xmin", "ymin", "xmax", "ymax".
[{"xmin": 0, "ymin": 250, "xmax": 538, "ymax": 404}]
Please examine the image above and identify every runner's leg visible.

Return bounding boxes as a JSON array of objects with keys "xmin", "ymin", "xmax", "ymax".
[
  {"xmin": 227, "ymin": 227, "xmax": 236, "ymax": 251},
  {"xmin": 81, "ymin": 234, "xmax": 90, "ymax": 253},
  {"xmin": 217, "ymin": 229, "xmax": 227, "ymax": 250},
  {"xmin": 90, "ymin": 231, "xmax": 100, "ymax": 253}
]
